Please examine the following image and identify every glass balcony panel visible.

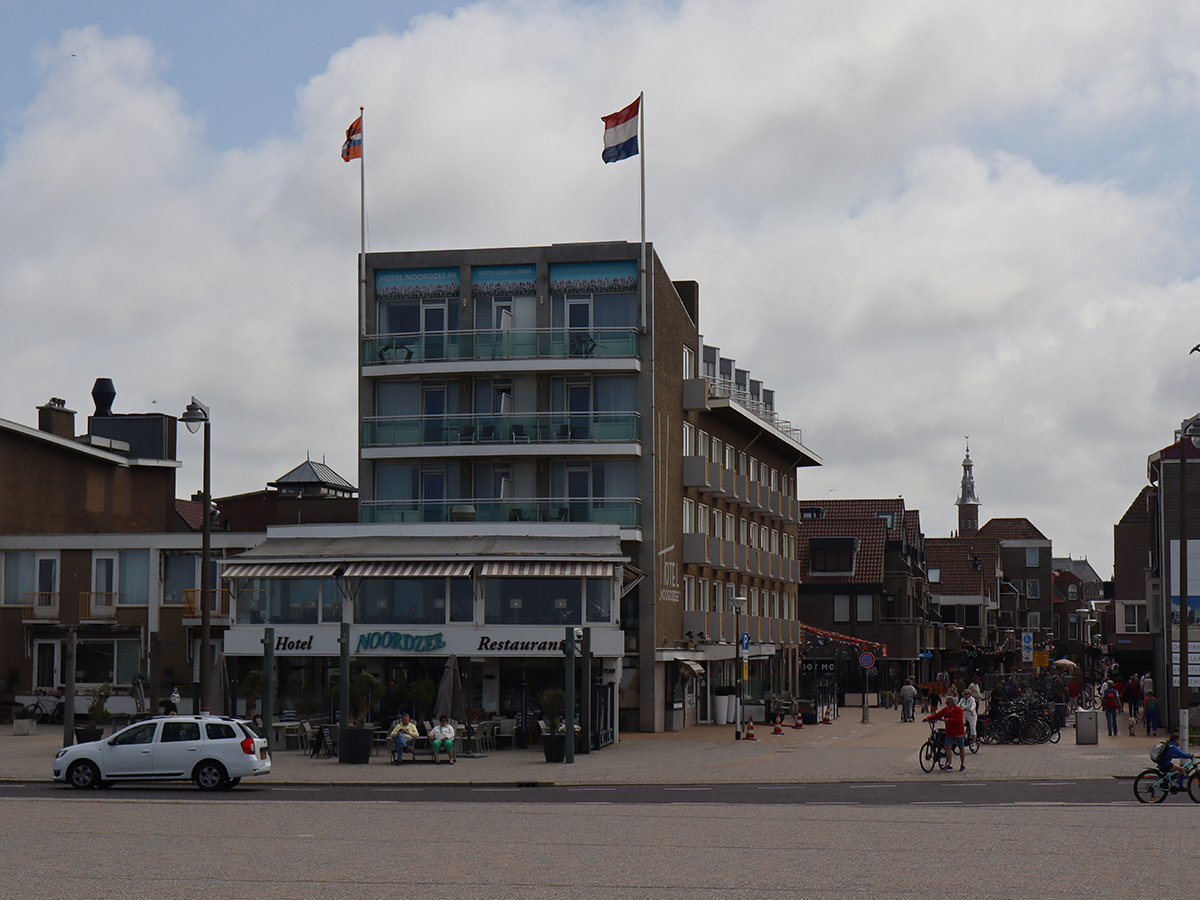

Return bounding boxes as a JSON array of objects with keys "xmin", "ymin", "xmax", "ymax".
[
  {"xmin": 361, "ymin": 498, "xmax": 640, "ymax": 528},
  {"xmin": 363, "ymin": 328, "xmax": 639, "ymax": 366}
]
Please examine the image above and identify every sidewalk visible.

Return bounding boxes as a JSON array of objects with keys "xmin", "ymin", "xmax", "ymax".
[{"xmin": 1, "ymin": 708, "xmax": 1163, "ymax": 785}]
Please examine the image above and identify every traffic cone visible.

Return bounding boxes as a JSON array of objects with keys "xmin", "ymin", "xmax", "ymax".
[
  {"xmin": 745, "ymin": 718, "xmax": 757, "ymax": 740},
  {"xmin": 822, "ymin": 705, "xmax": 832, "ymax": 725},
  {"xmin": 772, "ymin": 714, "xmax": 784, "ymax": 735},
  {"xmin": 792, "ymin": 711, "xmax": 804, "ymax": 729}
]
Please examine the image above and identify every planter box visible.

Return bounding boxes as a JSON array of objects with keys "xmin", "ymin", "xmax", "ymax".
[
  {"xmin": 542, "ymin": 733, "xmax": 566, "ymax": 763},
  {"xmin": 12, "ymin": 719, "xmax": 36, "ymax": 736},
  {"xmin": 339, "ymin": 727, "xmax": 374, "ymax": 764}
]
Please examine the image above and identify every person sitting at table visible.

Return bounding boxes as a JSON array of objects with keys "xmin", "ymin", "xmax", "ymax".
[
  {"xmin": 429, "ymin": 714, "xmax": 456, "ymax": 764},
  {"xmin": 388, "ymin": 713, "xmax": 419, "ymax": 763}
]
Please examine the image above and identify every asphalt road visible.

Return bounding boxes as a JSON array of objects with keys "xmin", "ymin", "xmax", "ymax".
[{"xmin": 0, "ymin": 776, "xmax": 1163, "ymax": 805}]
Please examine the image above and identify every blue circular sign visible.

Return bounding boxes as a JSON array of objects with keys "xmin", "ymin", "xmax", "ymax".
[{"xmin": 859, "ymin": 651, "xmax": 875, "ymax": 668}]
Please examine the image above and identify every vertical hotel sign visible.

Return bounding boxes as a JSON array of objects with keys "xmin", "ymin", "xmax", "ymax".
[{"xmin": 1169, "ymin": 540, "xmax": 1200, "ymax": 630}]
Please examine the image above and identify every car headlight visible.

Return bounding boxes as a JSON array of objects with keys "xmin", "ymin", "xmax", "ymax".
[{"xmin": 55, "ymin": 749, "xmax": 68, "ymax": 759}]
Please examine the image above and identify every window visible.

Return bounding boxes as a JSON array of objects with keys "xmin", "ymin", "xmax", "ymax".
[
  {"xmin": 809, "ymin": 538, "xmax": 856, "ymax": 574},
  {"xmin": 586, "ymin": 580, "xmax": 611, "ymax": 622},
  {"xmin": 928, "ymin": 567, "xmax": 941, "ymax": 584},
  {"xmin": 699, "ymin": 578, "xmax": 710, "ymax": 612},
  {"xmin": 800, "ymin": 507, "xmax": 824, "ymax": 520},
  {"xmin": 161, "ymin": 721, "xmax": 201, "ymax": 743},
  {"xmin": 683, "ymin": 422, "xmax": 695, "ymax": 457},
  {"xmin": 1068, "ymin": 614, "xmax": 1079, "ymax": 641},
  {"xmin": 833, "ymin": 595, "xmax": 850, "ymax": 623},
  {"xmin": 163, "ymin": 554, "xmax": 196, "ymax": 606},
  {"xmin": 698, "ymin": 504, "xmax": 709, "ymax": 535},
  {"xmin": 206, "ymin": 722, "xmax": 237, "ymax": 740},
  {"xmin": 76, "ymin": 638, "xmax": 140, "ymax": 684},
  {"xmin": 1025, "ymin": 579, "xmax": 1040, "ymax": 599},
  {"xmin": 683, "ymin": 575, "xmax": 695, "ymax": 611},
  {"xmin": 1052, "ymin": 613, "xmax": 1060, "ymax": 637},
  {"xmin": 1124, "ymin": 603, "xmax": 1148, "ymax": 633},
  {"xmin": 1026, "ymin": 612, "xmax": 1041, "ymax": 630},
  {"xmin": 964, "ymin": 605, "xmax": 981, "ymax": 627},
  {"xmin": 484, "ymin": 577, "xmax": 585, "ymax": 625},
  {"xmin": 856, "ymin": 594, "xmax": 872, "ymax": 623},
  {"xmin": 1026, "ymin": 547, "xmax": 1039, "ymax": 567},
  {"xmin": 112, "ymin": 723, "xmax": 157, "ymax": 746},
  {"xmin": 697, "ymin": 430, "xmax": 709, "ymax": 458},
  {"xmin": 683, "ymin": 499, "xmax": 695, "ymax": 533},
  {"xmin": 119, "ymin": 550, "xmax": 150, "ymax": 605},
  {"xmin": 683, "ymin": 345, "xmax": 695, "ymax": 379}
]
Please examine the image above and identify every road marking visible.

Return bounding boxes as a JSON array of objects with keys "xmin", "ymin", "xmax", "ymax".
[
  {"xmin": 849, "ymin": 784, "xmax": 896, "ymax": 789},
  {"xmin": 471, "ymin": 787, "xmax": 521, "ymax": 792},
  {"xmin": 664, "ymin": 787, "xmax": 712, "ymax": 791},
  {"xmin": 911, "ymin": 800, "xmax": 962, "ymax": 805},
  {"xmin": 1030, "ymin": 781, "xmax": 1074, "ymax": 786},
  {"xmin": 567, "ymin": 787, "xmax": 617, "ymax": 791},
  {"xmin": 271, "ymin": 787, "xmax": 321, "ymax": 791}
]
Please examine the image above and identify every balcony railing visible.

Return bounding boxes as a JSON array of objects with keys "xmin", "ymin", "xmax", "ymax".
[
  {"xmin": 79, "ymin": 592, "xmax": 117, "ymax": 620},
  {"xmin": 22, "ymin": 592, "xmax": 59, "ymax": 621},
  {"xmin": 361, "ymin": 497, "xmax": 641, "ymax": 529},
  {"xmin": 182, "ymin": 589, "xmax": 232, "ymax": 619},
  {"xmin": 363, "ymin": 328, "xmax": 640, "ymax": 366},
  {"xmin": 363, "ymin": 412, "xmax": 640, "ymax": 448}
]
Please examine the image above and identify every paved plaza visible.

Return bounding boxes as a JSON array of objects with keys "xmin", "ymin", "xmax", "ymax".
[{"xmin": 1, "ymin": 706, "xmax": 1164, "ymax": 786}]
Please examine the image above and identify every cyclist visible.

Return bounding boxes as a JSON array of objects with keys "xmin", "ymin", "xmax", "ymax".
[
  {"xmin": 925, "ymin": 696, "xmax": 967, "ymax": 772},
  {"xmin": 1158, "ymin": 732, "xmax": 1194, "ymax": 790}
]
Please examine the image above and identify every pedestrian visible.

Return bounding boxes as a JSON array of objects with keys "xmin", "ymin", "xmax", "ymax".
[
  {"xmin": 925, "ymin": 696, "xmax": 967, "ymax": 772},
  {"xmin": 1144, "ymin": 692, "xmax": 1159, "ymax": 736},
  {"xmin": 900, "ymin": 679, "xmax": 918, "ymax": 722},
  {"xmin": 429, "ymin": 714, "xmax": 456, "ymax": 764},
  {"xmin": 959, "ymin": 689, "xmax": 978, "ymax": 742},
  {"xmin": 966, "ymin": 677, "xmax": 985, "ymax": 716},
  {"xmin": 1141, "ymin": 672, "xmax": 1154, "ymax": 697},
  {"xmin": 1112, "ymin": 676, "xmax": 1126, "ymax": 713},
  {"xmin": 1102, "ymin": 683, "xmax": 1121, "ymax": 736},
  {"xmin": 1124, "ymin": 676, "xmax": 1142, "ymax": 720}
]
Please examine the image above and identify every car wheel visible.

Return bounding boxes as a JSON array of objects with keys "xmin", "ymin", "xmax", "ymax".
[
  {"xmin": 67, "ymin": 760, "xmax": 100, "ymax": 789},
  {"xmin": 193, "ymin": 760, "xmax": 229, "ymax": 791},
  {"xmin": 224, "ymin": 777, "xmax": 241, "ymax": 789},
  {"xmin": 95, "ymin": 780, "xmax": 114, "ymax": 789}
]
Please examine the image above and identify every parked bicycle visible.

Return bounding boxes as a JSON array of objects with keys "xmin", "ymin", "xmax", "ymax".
[
  {"xmin": 1134, "ymin": 757, "xmax": 1200, "ymax": 803},
  {"xmin": 22, "ymin": 689, "xmax": 64, "ymax": 725}
]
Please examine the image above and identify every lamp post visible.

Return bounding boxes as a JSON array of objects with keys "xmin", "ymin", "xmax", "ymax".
[
  {"xmin": 181, "ymin": 397, "xmax": 211, "ymax": 712},
  {"xmin": 731, "ymin": 596, "xmax": 747, "ymax": 740},
  {"xmin": 1177, "ymin": 414, "xmax": 1200, "ymax": 749}
]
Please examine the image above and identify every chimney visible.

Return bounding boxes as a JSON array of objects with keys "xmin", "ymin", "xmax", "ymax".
[
  {"xmin": 92, "ymin": 378, "xmax": 116, "ymax": 416},
  {"xmin": 37, "ymin": 397, "xmax": 76, "ymax": 439}
]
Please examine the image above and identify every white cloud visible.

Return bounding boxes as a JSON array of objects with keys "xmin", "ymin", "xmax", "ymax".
[{"xmin": 5, "ymin": 2, "xmax": 1200, "ymax": 576}]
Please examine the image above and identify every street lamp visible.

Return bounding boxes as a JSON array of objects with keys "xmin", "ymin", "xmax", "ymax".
[
  {"xmin": 730, "ymin": 596, "xmax": 747, "ymax": 740},
  {"xmin": 1178, "ymin": 413, "xmax": 1200, "ymax": 749},
  {"xmin": 181, "ymin": 397, "xmax": 211, "ymax": 712}
]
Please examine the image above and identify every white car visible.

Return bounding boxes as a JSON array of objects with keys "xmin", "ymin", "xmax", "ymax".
[{"xmin": 54, "ymin": 714, "xmax": 271, "ymax": 790}]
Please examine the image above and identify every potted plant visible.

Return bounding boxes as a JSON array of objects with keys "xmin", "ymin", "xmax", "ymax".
[
  {"xmin": 408, "ymin": 679, "xmax": 438, "ymax": 721},
  {"xmin": 341, "ymin": 670, "xmax": 384, "ymax": 764},
  {"xmin": 12, "ymin": 704, "xmax": 37, "ymax": 735},
  {"xmin": 77, "ymin": 683, "xmax": 113, "ymax": 743},
  {"xmin": 540, "ymin": 688, "xmax": 567, "ymax": 762},
  {"xmin": 241, "ymin": 669, "xmax": 264, "ymax": 719}
]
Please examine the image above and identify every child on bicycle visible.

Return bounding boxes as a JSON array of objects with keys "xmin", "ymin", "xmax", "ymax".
[{"xmin": 1159, "ymin": 732, "xmax": 1194, "ymax": 789}]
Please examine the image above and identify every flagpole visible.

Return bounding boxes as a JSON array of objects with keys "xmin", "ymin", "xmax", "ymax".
[
  {"xmin": 638, "ymin": 91, "xmax": 647, "ymax": 332},
  {"xmin": 358, "ymin": 106, "xmax": 366, "ymax": 338}
]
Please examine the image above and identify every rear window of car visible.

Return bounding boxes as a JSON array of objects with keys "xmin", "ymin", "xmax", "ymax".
[
  {"xmin": 236, "ymin": 722, "xmax": 263, "ymax": 740},
  {"xmin": 205, "ymin": 722, "xmax": 237, "ymax": 740},
  {"xmin": 161, "ymin": 721, "xmax": 201, "ymax": 742}
]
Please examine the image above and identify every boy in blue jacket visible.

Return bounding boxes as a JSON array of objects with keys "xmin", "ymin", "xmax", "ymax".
[{"xmin": 1159, "ymin": 732, "xmax": 1195, "ymax": 789}]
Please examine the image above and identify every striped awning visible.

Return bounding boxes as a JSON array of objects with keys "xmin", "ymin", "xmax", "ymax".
[
  {"xmin": 342, "ymin": 561, "xmax": 473, "ymax": 578},
  {"xmin": 479, "ymin": 561, "xmax": 614, "ymax": 577},
  {"xmin": 220, "ymin": 562, "xmax": 343, "ymax": 579}
]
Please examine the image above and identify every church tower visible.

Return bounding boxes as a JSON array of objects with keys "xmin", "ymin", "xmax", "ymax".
[{"xmin": 956, "ymin": 439, "xmax": 980, "ymax": 537}]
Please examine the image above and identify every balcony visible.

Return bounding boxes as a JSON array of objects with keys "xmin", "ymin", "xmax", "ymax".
[
  {"xmin": 682, "ymin": 609, "xmax": 802, "ymax": 645},
  {"xmin": 363, "ymin": 328, "xmax": 640, "ymax": 367},
  {"xmin": 363, "ymin": 412, "xmax": 640, "ymax": 448},
  {"xmin": 22, "ymin": 592, "xmax": 59, "ymax": 622},
  {"xmin": 79, "ymin": 592, "xmax": 117, "ymax": 621},
  {"xmin": 182, "ymin": 589, "xmax": 233, "ymax": 621},
  {"xmin": 361, "ymin": 497, "xmax": 641, "ymax": 529}
]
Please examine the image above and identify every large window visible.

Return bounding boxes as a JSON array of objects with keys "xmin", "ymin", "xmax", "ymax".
[
  {"xmin": 485, "ymin": 577, "xmax": 586, "ymax": 625},
  {"xmin": 76, "ymin": 638, "xmax": 140, "ymax": 685},
  {"xmin": 833, "ymin": 594, "xmax": 850, "ymax": 623},
  {"xmin": 810, "ymin": 538, "xmax": 856, "ymax": 574},
  {"xmin": 856, "ymin": 594, "xmax": 873, "ymax": 623},
  {"xmin": 163, "ymin": 554, "xmax": 196, "ymax": 606},
  {"xmin": 357, "ymin": 577, "xmax": 462, "ymax": 625}
]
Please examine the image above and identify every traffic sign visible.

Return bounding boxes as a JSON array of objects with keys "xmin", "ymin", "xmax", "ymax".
[
  {"xmin": 741, "ymin": 632, "xmax": 750, "ymax": 658},
  {"xmin": 859, "ymin": 651, "xmax": 875, "ymax": 668}
]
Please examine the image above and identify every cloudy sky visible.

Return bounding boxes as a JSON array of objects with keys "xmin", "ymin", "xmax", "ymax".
[{"xmin": 4, "ymin": 1, "xmax": 1200, "ymax": 578}]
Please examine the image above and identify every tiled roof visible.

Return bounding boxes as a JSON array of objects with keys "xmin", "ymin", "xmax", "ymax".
[
  {"xmin": 925, "ymin": 536, "xmax": 999, "ymax": 597},
  {"xmin": 795, "ymin": 515, "xmax": 887, "ymax": 583},
  {"xmin": 1052, "ymin": 556, "xmax": 1101, "ymax": 582},
  {"xmin": 976, "ymin": 517, "xmax": 1047, "ymax": 542},
  {"xmin": 1117, "ymin": 486, "xmax": 1153, "ymax": 527},
  {"xmin": 175, "ymin": 499, "xmax": 203, "ymax": 531},
  {"xmin": 796, "ymin": 497, "xmax": 909, "ymax": 542}
]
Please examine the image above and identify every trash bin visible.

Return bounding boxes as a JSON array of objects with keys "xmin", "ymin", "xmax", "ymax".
[{"xmin": 1075, "ymin": 708, "xmax": 1098, "ymax": 745}]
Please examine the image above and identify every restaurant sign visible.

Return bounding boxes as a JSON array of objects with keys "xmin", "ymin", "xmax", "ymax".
[{"xmin": 356, "ymin": 630, "xmax": 446, "ymax": 653}]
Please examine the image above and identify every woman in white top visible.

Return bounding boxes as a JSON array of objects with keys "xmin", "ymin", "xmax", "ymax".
[{"xmin": 959, "ymin": 691, "xmax": 978, "ymax": 741}]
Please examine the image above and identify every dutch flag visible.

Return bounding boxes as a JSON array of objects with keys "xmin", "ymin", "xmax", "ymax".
[{"xmin": 601, "ymin": 96, "xmax": 640, "ymax": 164}]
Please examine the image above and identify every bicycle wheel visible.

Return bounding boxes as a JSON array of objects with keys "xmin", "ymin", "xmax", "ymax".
[
  {"xmin": 1046, "ymin": 723, "xmax": 1061, "ymax": 744},
  {"xmin": 1134, "ymin": 769, "xmax": 1170, "ymax": 803},
  {"xmin": 1188, "ymin": 772, "xmax": 1200, "ymax": 804},
  {"xmin": 967, "ymin": 733, "xmax": 980, "ymax": 754},
  {"xmin": 919, "ymin": 740, "xmax": 938, "ymax": 772}
]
